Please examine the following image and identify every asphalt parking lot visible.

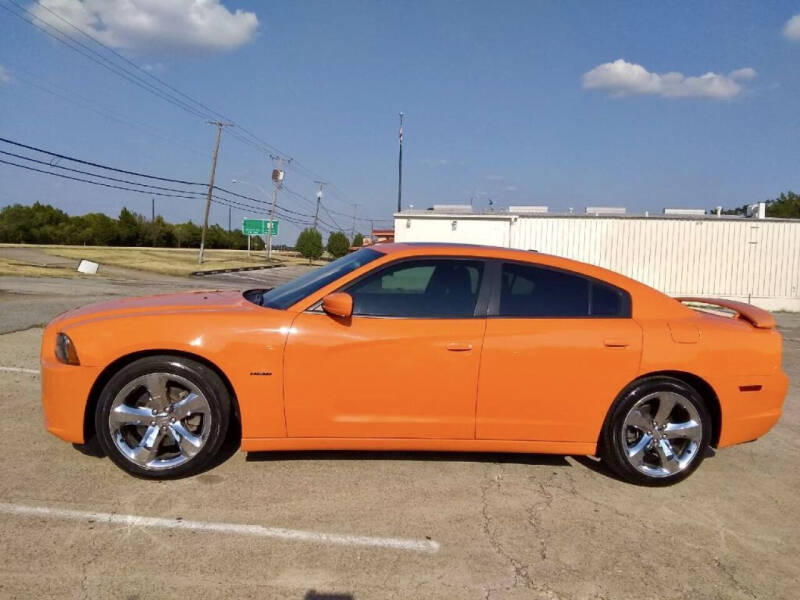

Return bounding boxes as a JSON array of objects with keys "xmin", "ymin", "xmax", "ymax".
[{"xmin": 0, "ymin": 268, "xmax": 798, "ymax": 599}]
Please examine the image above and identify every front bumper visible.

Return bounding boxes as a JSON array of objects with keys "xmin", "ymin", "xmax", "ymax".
[{"xmin": 40, "ymin": 357, "xmax": 102, "ymax": 444}]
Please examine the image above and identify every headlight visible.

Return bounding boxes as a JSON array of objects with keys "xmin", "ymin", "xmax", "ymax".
[{"xmin": 55, "ymin": 333, "xmax": 80, "ymax": 365}]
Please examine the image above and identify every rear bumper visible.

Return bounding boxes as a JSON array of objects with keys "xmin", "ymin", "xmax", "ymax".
[
  {"xmin": 717, "ymin": 371, "xmax": 789, "ymax": 448},
  {"xmin": 40, "ymin": 358, "xmax": 102, "ymax": 444}
]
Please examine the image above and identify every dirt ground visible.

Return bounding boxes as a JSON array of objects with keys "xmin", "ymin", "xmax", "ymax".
[{"xmin": 0, "ymin": 262, "xmax": 797, "ymax": 600}]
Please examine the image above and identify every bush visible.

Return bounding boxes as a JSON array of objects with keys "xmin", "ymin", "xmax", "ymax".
[
  {"xmin": 296, "ymin": 228, "xmax": 323, "ymax": 262},
  {"xmin": 326, "ymin": 231, "xmax": 350, "ymax": 258},
  {"xmin": 352, "ymin": 232, "xmax": 364, "ymax": 247}
]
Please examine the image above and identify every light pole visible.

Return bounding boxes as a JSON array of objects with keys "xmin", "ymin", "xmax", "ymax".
[
  {"xmin": 267, "ymin": 156, "xmax": 286, "ymax": 263},
  {"xmin": 397, "ymin": 112, "xmax": 404, "ymax": 213}
]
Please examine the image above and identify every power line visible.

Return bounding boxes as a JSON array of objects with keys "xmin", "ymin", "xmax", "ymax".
[
  {"xmin": 0, "ymin": 147, "xmax": 321, "ymax": 227},
  {"xmin": 11, "ymin": 68, "xmax": 210, "ymax": 160},
  {"xmin": 0, "ymin": 137, "xmax": 205, "ymax": 185},
  {"xmin": 0, "ymin": 157, "xmax": 202, "ymax": 199},
  {"xmin": 0, "ymin": 136, "xmax": 349, "ymax": 235},
  {"xmin": 0, "ymin": 149, "xmax": 208, "ymax": 196},
  {"xmin": 1, "ymin": 1, "xmax": 212, "ymax": 120},
  {"xmin": 5, "ymin": 0, "xmax": 366, "ymax": 210}
]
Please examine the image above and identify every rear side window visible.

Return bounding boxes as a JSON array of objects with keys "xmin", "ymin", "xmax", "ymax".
[
  {"xmin": 499, "ymin": 262, "xmax": 630, "ymax": 318},
  {"xmin": 346, "ymin": 259, "xmax": 484, "ymax": 318}
]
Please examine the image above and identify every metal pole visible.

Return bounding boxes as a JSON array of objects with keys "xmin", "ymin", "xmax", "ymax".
[
  {"xmin": 268, "ymin": 184, "xmax": 277, "ymax": 261},
  {"xmin": 397, "ymin": 112, "xmax": 404, "ymax": 213},
  {"xmin": 313, "ymin": 181, "xmax": 326, "ymax": 230},
  {"xmin": 351, "ymin": 203, "xmax": 359, "ymax": 239},
  {"xmin": 267, "ymin": 154, "xmax": 292, "ymax": 262},
  {"xmin": 198, "ymin": 121, "xmax": 232, "ymax": 264}
]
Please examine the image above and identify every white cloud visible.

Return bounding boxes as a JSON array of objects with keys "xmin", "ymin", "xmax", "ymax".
[
  {"xmin": 729, "ymin": 67, "xmax": 756, "ymax": 80},
  {"xmin": 582, "ymin": 59, "xmax": 756, "ymax": 99},
  {"xmin": 31, "ymin": 0, "xmax": 258, "ymax": 54},
  {"xmin": 784, "ymin": 14, "xmax": 800, "ymax": 41},
  {"xmin": 0, "ymin": 65, "xmax": 10, "ymax": 84},
  {"xmin": 504, "ymin": 185, "xmax": 518, "ymax": 192}
]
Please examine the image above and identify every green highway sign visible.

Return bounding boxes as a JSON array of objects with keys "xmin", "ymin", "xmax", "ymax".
[{"xmin": 242, "ymin": 219, "xmax": 278, "ymax": 236}]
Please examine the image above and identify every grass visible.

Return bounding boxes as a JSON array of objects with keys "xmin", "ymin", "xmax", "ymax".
[{"xmin": 34, "ymin": 245, "xmax": 324, "ymax": 277}]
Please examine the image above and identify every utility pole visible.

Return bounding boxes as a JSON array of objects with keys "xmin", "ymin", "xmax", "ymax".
[
  {"xmin": 198, "ymin": 121, "xmax": 233, "ymax": 264},
  {"xmin": 397, "ymin": 112, "xmax": 404, "ymax": 213},
  {"xmin": 227, "ymin": 205, "xmax": 231, "ymax": 235},
  {"xmin": 313, "ymin": 180, "xmax": 327, "ymax": 230},
  {"xmin": 151, "ymin": 197, "xmax": 155, "ymax": 222},
  {"xmin": 267, "ymin": 154, "xmax": 290, "ymax": 262},
  {"xmin": 351, "ymin": 203, "xmax": 360, "ymax": 239}
]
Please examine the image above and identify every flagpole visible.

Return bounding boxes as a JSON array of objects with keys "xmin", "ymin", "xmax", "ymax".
[{"xmin": 397, "ymin": 112, "xmax": 404, "ymax": 213}]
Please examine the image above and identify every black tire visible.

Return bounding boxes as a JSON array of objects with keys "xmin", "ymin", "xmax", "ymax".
[
  {"xmin": 95, "ymin": 355, "xmax": 230, "ymax": 479},
  {"xmin": 600, "ymin": 376, "xmax": 711, "ymax": 486}
]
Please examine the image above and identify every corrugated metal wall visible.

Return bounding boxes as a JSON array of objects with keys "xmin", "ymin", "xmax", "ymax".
[{"xmin": 395, "ymin": 214, "xmax": 800, "ymax": 311}]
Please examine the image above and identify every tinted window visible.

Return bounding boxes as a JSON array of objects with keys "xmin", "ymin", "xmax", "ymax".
[
  {"xmin": 499, "ymin": 262, "xmax": 629, "ymax": 318},
  {"xmin": 591, "ymin": 281, "xmax": 627, "ymax": 317},
  {"xmin": 347, "ymin": 259, "xmax": 484, "ymax": 317},
  {"xmin": 261, "ymin": 248, "xmax": 382, "ymax": 309}
]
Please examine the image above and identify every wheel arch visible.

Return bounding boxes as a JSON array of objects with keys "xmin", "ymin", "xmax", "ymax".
[
  {"xmin": 83, "ymin": 349, "xmax": 241, "ymax": 445},
  {"xmin": 617, "ymin": 370, "xmax": 721, "ymax": 448}
]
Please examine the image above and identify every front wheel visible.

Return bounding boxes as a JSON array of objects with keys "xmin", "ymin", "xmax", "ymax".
[
  {"xmin": 95, "ymin": 355, "xmax": 230, "ymax": 479},
  {"xmin": 600, "ymin": 376, "xmax": 711, "ymax": 486}
]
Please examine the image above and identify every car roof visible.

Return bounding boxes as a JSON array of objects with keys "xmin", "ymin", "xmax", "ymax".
[{"xmin": 371, "ymin": 242, "xmax": 539, "ymax": 260}]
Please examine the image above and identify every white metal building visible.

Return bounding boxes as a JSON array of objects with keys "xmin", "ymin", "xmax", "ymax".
[{"xmin": 394, "ymin": 208, "xmax": 800, "ymax": 311}]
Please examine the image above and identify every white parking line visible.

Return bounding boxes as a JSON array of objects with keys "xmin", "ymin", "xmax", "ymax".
[
  {"xmin": 0, "ymin": 502, "xmax": 440, "ymax": 553},
  {"xmin": 0, "ymin": 366, "xmax": 39, "ymax": 374}
]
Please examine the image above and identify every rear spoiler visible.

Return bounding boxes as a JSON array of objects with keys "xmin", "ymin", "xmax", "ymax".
[{"xmin": 676, "ymin": 297, "xmax": 775, "ymax": 329}]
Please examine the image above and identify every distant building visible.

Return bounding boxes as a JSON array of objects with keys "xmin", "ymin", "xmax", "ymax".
[{"xmin": 395, "ymin": 203, "xmax": 800, "ymax": 311}]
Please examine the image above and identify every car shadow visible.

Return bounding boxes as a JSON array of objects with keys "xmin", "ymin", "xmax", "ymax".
[
  {"xmin": 246, "ymin": 449, "xmax": 572, "ymax": 467},
  {"xmin": 304, "ymin": 591, "xmax": 353, "ymax": 600}
]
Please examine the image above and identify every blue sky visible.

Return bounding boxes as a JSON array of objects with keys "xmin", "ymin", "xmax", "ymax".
[{"xmin": 1, "ymin": 1, "xmax": 799, "ymax": 243}]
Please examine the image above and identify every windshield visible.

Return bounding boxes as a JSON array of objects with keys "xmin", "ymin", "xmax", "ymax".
[{"xmin": 260, "ymin": 248, "xmax": 383, "ymax": 309}]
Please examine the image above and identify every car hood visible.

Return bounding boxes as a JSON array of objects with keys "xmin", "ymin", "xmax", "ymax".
[{"xmin": 49, "ymin": 290, "xmax": 253, "ymax": 329}]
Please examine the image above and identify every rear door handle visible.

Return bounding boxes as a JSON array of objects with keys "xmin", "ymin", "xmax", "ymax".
[
  {"xmin": 446, "ymin": 342, "xmax": 473, "ymax": 351},
  {"xmin": 603, "ymin": 338, "xmax": 630, "ymax": 348}
]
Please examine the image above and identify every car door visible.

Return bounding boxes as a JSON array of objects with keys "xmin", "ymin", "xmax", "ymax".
[
  {"xmin": 476, "ymin": 260, "xmax": 643, "ymax": 443},
  {"xmin": 283, "ymin": 257, "xmax": 489, "ymax": 439}
]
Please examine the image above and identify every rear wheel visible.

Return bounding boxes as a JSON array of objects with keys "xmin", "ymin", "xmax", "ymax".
[
  {"xmin": 95, "ymin": 355, "xmax": 230, "ymax": 479},
  {"xmin": 600, "ymin": 376, "xmax": 711, "ymax": 486}
]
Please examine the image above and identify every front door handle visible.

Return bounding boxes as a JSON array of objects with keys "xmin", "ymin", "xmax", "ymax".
[
  {"xmin": 446, "ymin": 342, "xmax": 473, "ymax": 352},
  {"xmin": 603, "ymin": 338, "xmax": 630, "ymax": 348}
]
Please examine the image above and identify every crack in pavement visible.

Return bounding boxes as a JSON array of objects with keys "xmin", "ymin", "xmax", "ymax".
[{"xmin": 480, "ymin": 464, "xmax": 552, "ymax": 599}]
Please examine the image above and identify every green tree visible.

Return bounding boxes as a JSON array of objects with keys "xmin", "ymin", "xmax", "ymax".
[
  {"xmin": 766, "ymin": 191, "xmax": 800, "ymax": 218},
  {"xmin": 117, "ymin": 208, "xmax": 142, "ymax": 246},
  {"xmin": 326, "ymin": 231, "xmax": 350, "ymax": 258},
  {"xmin": 174, "ymin": 221, "xmax": 201, "ymax": 248},
  {"xmin": 352, "ymin": 232, "xmax": 364, "ymax": 247},
  {"xmin": 295, "ymin": 228, "xmax": 323, "ymax": 263}
]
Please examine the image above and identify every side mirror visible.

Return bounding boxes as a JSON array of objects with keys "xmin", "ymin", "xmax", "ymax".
[{"xmin": 322, "ymin": 292, "xmax": 353, "ymax": 318}]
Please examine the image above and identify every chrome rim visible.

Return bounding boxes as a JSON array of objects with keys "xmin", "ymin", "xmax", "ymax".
[
  {"xmin": 108, "ymin": 372, "xmax": 211, "ymax": 471},
  {"xmin": 621, "ymin": 391, "xmax": 703, "ymax": 478}
]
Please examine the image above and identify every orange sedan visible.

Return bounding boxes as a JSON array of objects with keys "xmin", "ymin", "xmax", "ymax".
[{"xmin": 40, "ymin": 243, "xmax": 788, "ymax": 485}]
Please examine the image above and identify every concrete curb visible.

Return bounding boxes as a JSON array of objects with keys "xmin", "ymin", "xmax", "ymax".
[{"xmin": 191, "ymin": 264, "xmax": 285, "ymax": 277}]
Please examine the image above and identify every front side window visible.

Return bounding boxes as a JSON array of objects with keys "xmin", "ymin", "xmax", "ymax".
[
  {"xmin": 261, "ymin": 248, "xmax": 382, "ymax": 309},
  {"xmin": 346, "ymin": 259, "xmax": 484, "ymax": 317},
  {"xmin": 499, "ymin": 262, "xmax": 630, "ymax": 318}
]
